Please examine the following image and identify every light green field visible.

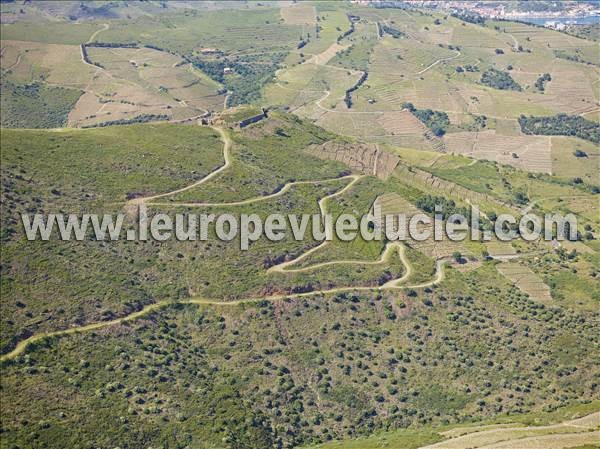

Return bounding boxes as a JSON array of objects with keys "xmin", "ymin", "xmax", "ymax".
[{"xmin": 550, "ymin": 137, "xmax": 600, "ymax": 183}]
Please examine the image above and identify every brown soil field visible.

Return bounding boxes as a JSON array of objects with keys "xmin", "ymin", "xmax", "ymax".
[
  {"xmin": 444, "ymin": 130, "xmax": 552, "ymax": 174},
  {"xmin": 280, "ymin": 3, "xmax": 316, "ymax": 26}
]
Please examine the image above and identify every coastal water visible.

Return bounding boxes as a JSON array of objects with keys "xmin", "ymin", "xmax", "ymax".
[{"xmin": 517, "ymin": 15, "xmax": 600, "ymax": 26}]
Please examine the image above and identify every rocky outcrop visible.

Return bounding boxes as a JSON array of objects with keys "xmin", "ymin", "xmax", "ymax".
[{"xmin": 308, "ymin": 141, "xmax": 399, "ymax": 180}]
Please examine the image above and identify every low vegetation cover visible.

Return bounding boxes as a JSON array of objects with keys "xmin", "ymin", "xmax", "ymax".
[
  {"xmin": 0, "ymin": 1, "xmax": 599, "ymax": 448},
  {"xmin": 0, "ymin": 81, "xmax": 82, "ymax": 128},
  {"xmin": 191, "ymin": 51, "xmax": 286, "ymax": 106},
  {"xmin": 519, "ymin": 114, "xmax": 600, "ymax": 144},
  {"xmin": 554, "ymin": 48, "xmax": 599, "ymax": 66},
  {"xmin": 81, "ymin": 114, "xmax": 169, "ymax": 128},
  {"xmin": 564, "ymin": 23, "xmax": 600, "ymax": 41}
]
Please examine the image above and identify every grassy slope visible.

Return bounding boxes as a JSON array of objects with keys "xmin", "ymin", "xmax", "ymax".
[
  {"xmin": 0, "ymin": 81, "xmax": 83, "ymax": 129},
  {"xmin": 1, "ymin": 263, "xmax": 598, "ymax": 448},
  {"xmin": 0, "ymin": 124, "xmax": 224, "ymax": 352},
  {"xmin": 0, "ymin": 115, "xmax": 598, "ymax": 448},
  {"xmin": 0, "ymin": 115, "xmax": 410, "ymax": 352}
]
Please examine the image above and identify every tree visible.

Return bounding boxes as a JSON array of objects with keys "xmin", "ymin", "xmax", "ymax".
[
  {"xmin": 519, "ymin": 114, "xmax": 599, "ymax": 144},
  {"xmin": 481, "ymin": 68, "xmax": 521, "ymax": 91}
]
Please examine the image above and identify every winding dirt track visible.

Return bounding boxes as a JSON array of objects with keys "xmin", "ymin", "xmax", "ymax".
[
  {"xmin": 147, "ymin": 174, "xmax": 360, "ymax": 208},
  {"xmin": 1, "ymin": 127, "xmax": 448, "ymax": 362},
  {"xmin": 128, "ymin": 126, "xmax": 232, "ymax": 205},
  {"xmin": 417, "ymin": 50, "xmax": 461, "ymax": 75},
  {"xmin": 268, "ymin": 241, "xmax": 405, "ymax": 274},
  {"xmin": 0, "ymin": 258, "xmax": 446, "ymax": 363},
  {"xmin": 87, "ymin": 23, "xmax": 109, "ymax": 44}
]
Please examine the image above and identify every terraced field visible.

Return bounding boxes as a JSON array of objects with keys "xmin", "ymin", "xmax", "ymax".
[
  {"xmin": 78, "ymin": 45, "xmax": 224, "ymax": 126},
  {"xmin": 280, "ymin": 3, "xmax": 316, "ymax": 26},
  {"xmin": 376, "ymin": 111, "xmax": 437, "ymax": 150},
  {"xmin": 1, "ymin": 39, "xmax": 225, "ymax": 128},
  {"xmin": 265, "ymin": 7, "xmax": 599, "ymax": 174},
  {"xmin": 496, "ymin": 261, "xmax": 553, "ymax": 303},
  {"xmin": 444, "ymin": 130, "xmax": 552, "ymax": 174},
  {"xmin": 421, "ymin": 412, "xmax": 600, "ymax": 449}
]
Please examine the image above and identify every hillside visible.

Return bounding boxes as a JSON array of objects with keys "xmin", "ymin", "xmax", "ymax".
[
  {"xmin": 0, "ymin": 1, "xmax": 598, "ymax": 448},
  {"xmin": 2, "ymin": 113, "xmax": 598, "ymax": 448}
]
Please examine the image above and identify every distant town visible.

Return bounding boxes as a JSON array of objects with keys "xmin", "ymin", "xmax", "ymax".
[
  {"xmin": 354, "ymin": 1, "xmax": 599, "ymax": 18},
  {"xmin": 352, "ymin": 0, "xmax": 599, "ymax": 30}
]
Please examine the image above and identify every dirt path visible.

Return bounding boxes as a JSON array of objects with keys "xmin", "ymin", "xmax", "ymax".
[
  {"xmin": 508, "ymin": 33, "xmax": 519, "ymax": 52},
  {"xmin": 1, "ymin": 161, "xmax": 447, "ymax": 362},
  {"xmin": 3, "ymin": 51, "xmax": 23, "ymax": 72},
  {"xmin": 314, "ymin": 89, "xmax": 384, "ymax": 115},
  {"xmin": 418, "ymin": 412, "xmax": 600, "ymax": 449},
  {"xmin": 268, "ymin": 241, "xmax": 403, "ymax": 274},
  {"xmin": 147, "ymin": 174, "xmax": 359, "ymax": 208},
  {"xmin": 1, "ymin": 128, "xmax": 451, "ymax": 362},
  {"xmin": 87, "ymin": 23, "xmax": 109, "ymax": 44},
  {"xmin": 305, "ymin": 42, "xmax": 350, "ymax": 66},
  {"xmin": 0, "ymin": 254, "xmax": 447, "ymax": 363},
  {"xmin": 520, "ymin": 194, "xmax": 592, "ymax": 215},
  {"xmin": 128, "ymin": 126, "xmax": 231, "ymax": 205},
  {"xmin": 417, "ymin": 50, "xmax": 461, "ymax": 75}
]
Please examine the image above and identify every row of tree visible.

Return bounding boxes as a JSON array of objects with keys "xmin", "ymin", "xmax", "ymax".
[
  {"xmin": 81, "ymin": 114, "xmax": 168, "ymax": 128},
  {"xmin": 344, "ymin": 72, "xmax": 368, "ymax": 108}
]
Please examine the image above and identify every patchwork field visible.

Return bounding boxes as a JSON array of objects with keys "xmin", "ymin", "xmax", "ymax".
[
  {"xmin": 444, "ymin": 130, "xmax": 552, "ymax": 173},
  {"xmin": 265, "ymin": 7, "xmax": 599, "ymax": 177},
  {"xmin": 1, "ymin": 39, "xmax": 225, "ymax": 128}
]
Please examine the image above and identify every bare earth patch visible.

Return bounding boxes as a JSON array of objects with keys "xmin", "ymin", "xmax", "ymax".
[
  {"xmin": 280, "ymin": 3, "xmax": 316, "ymax": 26},
  {"xmin": 444, "ymin": 130, "xmax": 552, "ymax": 174}
]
